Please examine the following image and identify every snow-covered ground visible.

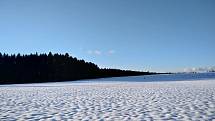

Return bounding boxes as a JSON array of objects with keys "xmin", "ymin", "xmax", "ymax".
[{"xmin": 1, "ymin": 73, "xmax": 215, "ymax": 121}]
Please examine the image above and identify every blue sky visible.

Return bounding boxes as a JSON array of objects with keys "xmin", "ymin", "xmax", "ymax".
[{"xmin": 0, "ymin": 0, "xmax": 215, "ymax": 72}]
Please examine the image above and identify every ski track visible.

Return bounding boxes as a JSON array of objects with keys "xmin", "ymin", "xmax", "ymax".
[{"xmin": 1, "ymin": 80, "xmax": 215, "ymax": 121}]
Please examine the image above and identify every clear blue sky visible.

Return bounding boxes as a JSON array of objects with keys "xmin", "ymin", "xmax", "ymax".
[{"xmin": 0, "ymin": 0, "xmax": 215, "ymax": 72}]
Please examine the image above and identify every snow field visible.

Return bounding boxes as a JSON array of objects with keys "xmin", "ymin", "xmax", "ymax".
[{"xmin": 0, "ymin": 80, "xmax": 215, "ymax": 121}]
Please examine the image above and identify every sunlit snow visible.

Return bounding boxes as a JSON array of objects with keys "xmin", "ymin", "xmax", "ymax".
[{"xmin": 1, "ymin": 73, "xmax": 215, "ymax": 120}]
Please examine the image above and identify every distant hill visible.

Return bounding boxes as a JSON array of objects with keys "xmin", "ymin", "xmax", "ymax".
[{"xmin": 0, "ymin": 52, "xmax": 156, "ymax": 84}]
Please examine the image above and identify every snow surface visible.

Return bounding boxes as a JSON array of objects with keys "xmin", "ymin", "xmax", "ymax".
[{"xmin": 1, "ymin": 73, "xmax": 215, "ymax": 121}]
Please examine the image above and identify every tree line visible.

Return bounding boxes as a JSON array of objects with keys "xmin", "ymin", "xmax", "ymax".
[{"xmin": 0, "ymin": 52, "xmax": 154, "ymax": 84}]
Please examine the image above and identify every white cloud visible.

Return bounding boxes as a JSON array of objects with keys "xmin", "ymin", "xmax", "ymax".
[
  {"xmin": 94, "ymin": 50, "xmax": 101, "ymax": 55},
  {"xmin": 87, "ymin": 49, "xmax": 116, "ymax": 56},
  {"xmin": 87, "ymin": 50, "xmax": 102, "ymax": 55},
  {"xmin": 107, "ymin": 50, "xmax": 115, "ymax": 55},
  {"xmin": 87, "ymin": 50, "xmax": 93, "ymax": 54},
  {"xmin": 183, "ymin": 66, "xmax": 215, "ymax": 73}
]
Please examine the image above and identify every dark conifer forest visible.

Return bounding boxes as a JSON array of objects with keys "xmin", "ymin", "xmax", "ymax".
[{"xmin": 0, "ymin": 52, "xmax": 155, "ymax": 84}]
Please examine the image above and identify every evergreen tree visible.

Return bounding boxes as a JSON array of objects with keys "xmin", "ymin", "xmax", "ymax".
[{"xmin": 0, "ymin": 52, "xmax": 153, "ymax": 84}]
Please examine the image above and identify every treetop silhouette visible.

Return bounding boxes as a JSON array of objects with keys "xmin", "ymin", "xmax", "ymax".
[{"xmin": 0, "ymin": 52, "xmax": 154, "ymax": 84}]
